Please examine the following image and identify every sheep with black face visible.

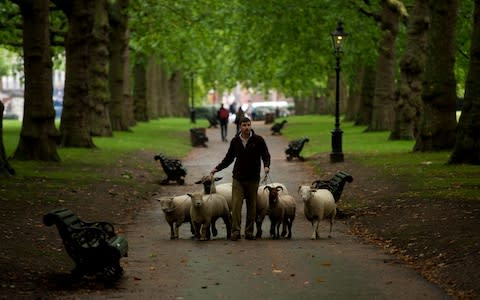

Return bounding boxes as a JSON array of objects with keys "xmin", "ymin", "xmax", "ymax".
[{"xmin": 263, "ymin": 185, "xmax": 296, "ymax": 239}]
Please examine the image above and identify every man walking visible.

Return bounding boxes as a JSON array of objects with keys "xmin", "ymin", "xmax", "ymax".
[{"xmin": 211, "ymin": 117, "xmax": 271, "ymax": 241}]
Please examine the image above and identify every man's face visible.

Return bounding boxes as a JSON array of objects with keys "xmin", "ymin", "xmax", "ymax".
[{"xmin": 240, "ymin": 121, "xmax": 251, "ymax": 135}]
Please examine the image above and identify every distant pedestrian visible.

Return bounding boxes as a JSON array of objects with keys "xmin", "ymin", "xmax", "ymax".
[
  {"xmin": 234, "ymin": 107, "xmax": 244, "ymax": 133},
  {"xmin": 217, "ymin": 105, "xmax": 229, "ymax": 142},
  {"xmin": 210, "ymin": 116, "xmax": 271, "ymax": 241}
]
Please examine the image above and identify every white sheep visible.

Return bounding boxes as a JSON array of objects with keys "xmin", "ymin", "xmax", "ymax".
[
  {"xmin": 256, "ymin": 183, "xmax": 289, "ymax": 239},
  {"xmin": 156, "ymin": 194, "xmax": 194, "ymax": 239},
  {"xmin": 298, "ymin": 185, "xmax": 336, "ymax": 239},
  {"xmin": 263, "ymin": 185, "xmax": 296, "ymax": 239},
  {"xmin": 188, "ymin": 192, "xmax": 232, "ymax": 241},
  {"xmin": 195, "ymin": 176, "xmax": 233, "ymax": 211}
]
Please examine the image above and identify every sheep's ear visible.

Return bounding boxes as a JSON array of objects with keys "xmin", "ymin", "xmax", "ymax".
[
  {"xmin": 194, "ymin": 180, "xmax": 202, "ymax": 184},
  {"xmin": 276, "ymin": 186, "xmax": 284, "ymax": 191},
  {"xmin": 214, "ymin": 177, "xmax": 222, "ymax": 181},
  {"xmin": 297, "ymin": 185, "xmax": 302, "ymax": 194},
  {"xmin": 263, "ymin": 186, "xmax": 270, "ymax": 192},
  {"xmin": 187, "ymin": 193, "xmax": 192, "ymax": 198}
]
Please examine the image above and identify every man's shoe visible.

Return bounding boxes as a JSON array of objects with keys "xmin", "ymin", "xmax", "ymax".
[{"xmin": 231, "ymin": 232, "xmax": 240, "ymax": 241}]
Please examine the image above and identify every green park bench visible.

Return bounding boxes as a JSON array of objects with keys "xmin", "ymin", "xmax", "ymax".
[
  {"xmin": 43, "ymin": 208, "xmax": 128, "ymax": 280},
  {"xmin": 311, "ymin": 171, "xmax": 353, "ymax": 203},
  {"xmin": 285, "ymin": 137, "xmax": 309, "ymax": 161}
]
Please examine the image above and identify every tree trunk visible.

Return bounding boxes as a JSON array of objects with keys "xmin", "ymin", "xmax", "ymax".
[
  {"xmin": 345, "ymin": 67, "xmax": 364, "ymax": 122},
  {"xmin": 355, "ymin": 64, "xmax": 376, "ymax": 126},
  {"xmin": 448, "ymin": 1, "xmax": 480, "ymax": 164},
  {"xmin": 147, "ymin": 57, "xmax": 160, "ymax": 119},
  {"xmin": 169, "ymin": 70, "xmax": 189, "ymax": 117},
  {"xmin": 58, "ymin": 0, "xmax": 96, "ymax": 147},
  {"xmin": 122, "ymin": 36, "xmax": 135, "ymax": 128},
  {"xmin": 88, "ymin": 0, "xmax": 112, "ymax": 137},
  {"xmin": 414, "ymin": 0, "xmax": 459, "ymax": 151},
  {"xmin": 0, "ymin": 102, "xmax": 15, "ymax": 176},
  {"xmin": 108, "ymin": 0, "xmax": 130, "ymax": 131},
  {"xmin": 368, "ymin": 0, "xmax": 401, "ymax": 132},
  {"xmin": 133, "ymin": 58, "xmax": 148, "ymax": 122},
  {"xmin": 390, "ymin": 0, "xmax": 430, "ymax": 140},
  {"xmin": 11, "ymin": 0, "xmax": 60, "ymax": 161}
]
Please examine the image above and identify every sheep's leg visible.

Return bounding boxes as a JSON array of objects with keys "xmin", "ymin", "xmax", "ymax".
[
  {"xmin": 223, "ymin": 215, "xmax": 232, "ymax": 239},
  {"xmin": 255, "ymin": 215, "xmax": 264, "ymax": 238},
  {"xmin": 169, "ymin": 223, "xmax": 176, "ymax": 240},
  {"xmin": 311, "ymin": 220, "xmax": 319, "ymax": 240},
  {"xmin": 173, "ymin": 223, "xmax": 180, "ymax": 239},
  {"xmin": 276, "ymin": 222, "xmax": 281, "ymax": 239},
  {"xmin": 287, "ymin": 218, "xmax": 293, "ymax": 239},
  {"xmin": 200, "ymin": 222, "xmax": 210, "ymax": 241},
  {"xmin": 192, "ymin": 221, "xmax": 201, "ymax": 239},
  {"xmin": 328, "ymin": 216, "xmax": 334, "ymax": 238},
  {"xmin": 281, "ymin": 219, "xmax": 287, "ymax": 238},
  {"xmin": 211, "ymin": 219, "xmax": 218, "ymax": 237},
  {"xmin": 269, "ymin": 220, "xmax": 276, "ymax": 238}
]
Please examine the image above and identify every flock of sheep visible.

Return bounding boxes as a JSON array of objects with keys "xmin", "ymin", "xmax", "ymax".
[{"xmin": 155, "ymin": 175, "xmax": 338, "ymax": 241}]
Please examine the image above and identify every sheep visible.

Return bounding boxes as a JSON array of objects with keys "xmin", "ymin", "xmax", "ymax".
[
  {"xmin": 188, "ymin": 192, "xmax": 231, "ymax": 241},
  {"xmin": 256, "ymin": 183, "xmax": 289, "ymax": 239},
  {"xmin": 156, "ymin": 194, "xmax": 194, "ymax": 239},
  {"xmin": 195, "ymin": 176, "xmax": 233, "ymax": 210},
  {"xmin": 263, "ymin": 185, "xmax": 296, "ymax": 239},
  {"xmin": 297, "ymin": 185, "xmax": 336, "ymax": 239}
]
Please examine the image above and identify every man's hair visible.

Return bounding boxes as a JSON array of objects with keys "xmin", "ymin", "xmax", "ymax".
[{"xmin": 240, "ymin": 116, "xmax": 251, "ymax": 124}]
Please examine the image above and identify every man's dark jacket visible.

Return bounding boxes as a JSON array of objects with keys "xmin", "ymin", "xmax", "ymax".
[{"xmin": 214, "ymin": 129, "xmax": 270, "ymax": 181}]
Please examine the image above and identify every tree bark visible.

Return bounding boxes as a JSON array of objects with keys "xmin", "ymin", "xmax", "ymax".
[
  {"xmin": 368, "ymin": 0, "xmax": 401, "ymax": 132},
  {"xmin": 448, "ymin": 1, "xmax": 480, "ymax": 164},
  {"xmin": 345, "ymin": 67, "xmax": 364, "ymax": 122},
  {"xmin": 133, "ymin": 57, "xmax": 148, "ymax": 122},
  {"xmin": 57, "ymin": 0, "xmax": 96, "ymax": 147},
  {"xmin": 108, "ymin": 0, "xmax": 130, "ymax": 131},
  {"xmin": 88, "ymin": 0, "xmax": 112, "ymax": 137},
  {"xmin": 414, "ymin": 0, "xmax": 459, "ymax": 151},
  {"xmin": 390, "ymin": 0, "xmax": 430, "ymax": 140},
  {"xmin": 355, "ymin": 64, "xmax": 376, "ymax": 126},
  {"xmin": 11, "ymin": 0, "xmax": 60, "ymax": 161},
  {"xmin": 146, "ymin": 57, "xmax": 160, "ymax": 119}
]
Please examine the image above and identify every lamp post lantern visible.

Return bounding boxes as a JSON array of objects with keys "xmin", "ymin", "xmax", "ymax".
[
  {"xmin": 330, "ymin": 21, "xmax": 348, "ymax": 163},
  {"xmin": 190, "ymin": 72, "xmax": 196, "ymax": 124}
]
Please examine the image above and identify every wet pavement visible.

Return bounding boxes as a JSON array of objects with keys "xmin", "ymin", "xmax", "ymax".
[{"xmin": 58, "ymin": 121, "xmax": 450, "ymax": 299}]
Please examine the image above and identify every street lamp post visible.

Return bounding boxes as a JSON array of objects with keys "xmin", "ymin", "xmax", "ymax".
[
  {"xmin": 330, "ymin": 21, "xmax": 348, "ymax": 163},
  {"xmin": 190, "ymin": 72, "xmax": 196, "ymax": 124}
]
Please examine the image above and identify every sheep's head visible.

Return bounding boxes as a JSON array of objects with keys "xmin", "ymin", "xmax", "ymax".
[
  {"xmin": 158, "ymin": 197, "xmax": 175, "ymax": 213},
  {"xmin": 298, "ymin": 185, "xmax": 315, "ymax": 202},
  {"xmin": 264, "ymin": 185, "xmax": 283, "ymax": 206},
  {"xmin": 195, "ymin": 176, "xmax": 223, "ymax": 193},
  {"xmin": 188, "ymin": 192, "xmax": 204, "ymax": 208}
]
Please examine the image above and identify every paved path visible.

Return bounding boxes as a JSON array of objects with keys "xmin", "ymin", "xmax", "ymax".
[{"xmin": 59, "ymin": 121, "xmax": 450, "ymax": 299}]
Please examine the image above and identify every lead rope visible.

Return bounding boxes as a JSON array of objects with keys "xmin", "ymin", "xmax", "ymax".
[{"xmin": 261, "ymin": 172, "xmax": 273, "ymax": 185}]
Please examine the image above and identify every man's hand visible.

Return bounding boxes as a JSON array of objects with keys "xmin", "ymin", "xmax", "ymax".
[{"xmin": 264, "ymin": 167, "xmax": 270, "ymax": 174}]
